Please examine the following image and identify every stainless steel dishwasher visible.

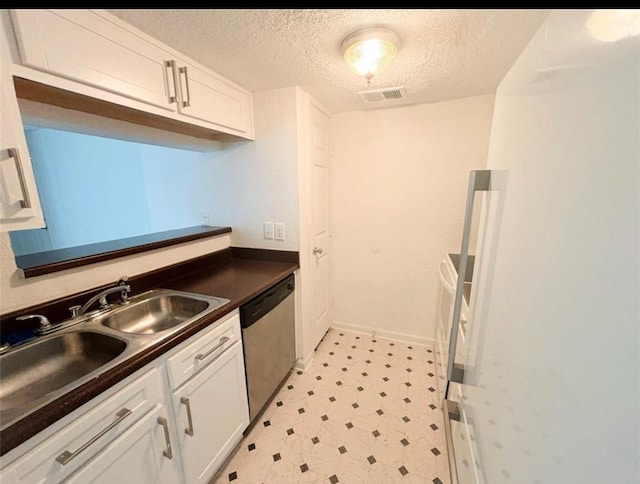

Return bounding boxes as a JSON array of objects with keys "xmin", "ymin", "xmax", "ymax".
[{"xmin": 240, "ymin": 274, "xmax": 295, "ymax": 424}]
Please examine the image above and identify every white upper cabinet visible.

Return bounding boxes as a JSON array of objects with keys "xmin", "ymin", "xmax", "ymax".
[
  {"xmin": 10, "ymin": 9, "xmax": 178, "ymax": 112},
  {"xmin": 9, "ymin": 9, "xmax": 254, "ymax": 140},
  {"xmin": 0, "ymin": 16, "xmax": 44, "ymax": 231},
  {"xmin": 174, "ymin": 61, "xmax": 253, "ymax": 136}
]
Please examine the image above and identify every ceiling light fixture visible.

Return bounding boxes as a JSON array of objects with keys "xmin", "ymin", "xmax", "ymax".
[
  {"xmin": 586, "ymin": 9, "xmax": 640, "ymax": 42},
  {"xmin": 341, "ymin": 27, "xmax": 400, "ymax": 85}
]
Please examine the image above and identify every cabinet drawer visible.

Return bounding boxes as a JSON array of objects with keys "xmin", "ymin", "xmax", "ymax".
[
  {"xmin": 2, "ymin": 368, "xmax": 162, "ymax": 484},
  {"xmin": 166, "ymin": 310, "xmax": 241, "ymax": 390}
]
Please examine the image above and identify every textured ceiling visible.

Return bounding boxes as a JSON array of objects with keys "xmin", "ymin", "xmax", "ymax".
[{"xmin": 107, "ymin": 9, "xmax": 550, "ymax": 114}]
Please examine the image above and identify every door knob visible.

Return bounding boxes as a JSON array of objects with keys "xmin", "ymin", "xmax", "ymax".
[{"xmin": 313, "ymin": 247, "xmax": 323, "ymax": 255}]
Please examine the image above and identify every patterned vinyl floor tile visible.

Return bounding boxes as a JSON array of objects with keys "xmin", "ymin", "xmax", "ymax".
[{"xmin": 211, "ymin": 328, "xmax": 450, "ymax": 484}]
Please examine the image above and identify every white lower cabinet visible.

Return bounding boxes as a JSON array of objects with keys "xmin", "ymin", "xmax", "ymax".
[
  {"xmin": 0, "ymin": 367, "xmax": 164, "ymax": 483},
  {"xmin": 65, "ymin": 406, "xmax": 182, "ymax": 484},
  {"xmin": 0, "ymin": 309, "xmax": 249, "ymax": 484},
  {"xmin": 174, "ymin": 341, "xmax": 249, "ymax": 484}
]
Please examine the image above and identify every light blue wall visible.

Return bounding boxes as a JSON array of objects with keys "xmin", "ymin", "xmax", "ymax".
[{"xmin": 10, "ymin": 129, "xmax": 214, "ymax": 256}]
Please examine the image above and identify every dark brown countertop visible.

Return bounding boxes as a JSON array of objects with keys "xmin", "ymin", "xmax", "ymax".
[
  {"xmin": 15, "ymin": 225, "xmax": 232, "ymax": 278},
  {"xmin": 0, "ymin": 247, "xmax": 298, "ymax": 456}
]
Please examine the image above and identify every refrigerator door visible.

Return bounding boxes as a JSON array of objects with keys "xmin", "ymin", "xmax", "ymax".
[{"xmin": 456, "ymin": 9, "xmax": 639, "ymax": 484}]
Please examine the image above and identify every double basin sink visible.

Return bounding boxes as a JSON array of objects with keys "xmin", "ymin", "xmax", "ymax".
[{"xmin": 0, "ymin": 289, "xmax": 230, "ymax": 431}]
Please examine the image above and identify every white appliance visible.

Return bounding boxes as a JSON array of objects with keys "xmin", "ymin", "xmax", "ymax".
[
  {"xmin": 442, "ymin": 9, "xmax": 640, "ymax": 484},
  {"xmin": 435, "ymin": 254, "xmax": 471, "ymax": 404}
]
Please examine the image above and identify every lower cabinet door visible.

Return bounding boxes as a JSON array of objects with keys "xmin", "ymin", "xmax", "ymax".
[
  {"xmin": 173, "ymin": 341, "xmax": 249, "ymax": 484},
  {"xmin": 65, "ymin": 406, "xmax": 182, "ymax": 484}
]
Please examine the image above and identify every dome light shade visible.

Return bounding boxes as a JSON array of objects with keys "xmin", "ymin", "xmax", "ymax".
[
  {"xmin": 587, "ymin": 9, "xmax": 640, "ymax": 42},
  {"xmin": 341, "ymin": 27, "xmax": 400, "ymax": 84}
]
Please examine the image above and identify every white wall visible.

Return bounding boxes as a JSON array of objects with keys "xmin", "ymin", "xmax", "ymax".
[
  {"xmin": 205, "ymin": 87, "xmax": 300, "ymax": 251},
  {"xmin": 10, "ymin": 128, "xmax": 213, "ymax": 255},
  {"xmin": 331, "ymin": 95, "xmax": 495, "ymax": 343},
  {"xmin": 1, "ymin": 87, "xmax": 302, "ymax": 318},
  {"xmin": 0, "ymin": 232, "xmax": 230, "ymax": 313}
]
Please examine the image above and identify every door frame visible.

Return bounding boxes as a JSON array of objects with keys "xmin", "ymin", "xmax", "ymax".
[{"xmin": 294, "ymin": 90, "xmax": 333, "ymax": 370}]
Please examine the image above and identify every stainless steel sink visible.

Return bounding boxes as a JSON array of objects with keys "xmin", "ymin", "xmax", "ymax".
[
  {"xmin": 100, "ymin": 290, "xmax": 224, "ymax": 334},
  {"xmin": 0, "ymin": 331, "xmax": 126, "ymax": 427},
  {"xmin": 0, "ymin": 288, "xmax": 230, "ymax": 431}
]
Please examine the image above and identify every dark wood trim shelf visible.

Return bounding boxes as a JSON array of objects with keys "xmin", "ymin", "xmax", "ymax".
[
  {"xmin": 231, "ymin": 246, "xmax": 299, "ymax": 264},
  {"xmin": 15, "ymin": 225, "xmax": 232, "ymax": 278}
]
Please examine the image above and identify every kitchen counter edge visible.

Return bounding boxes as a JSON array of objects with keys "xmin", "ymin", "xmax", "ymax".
[{"xmin": 0, "ymin": 247, "xmax": 299, "ymax": 457}]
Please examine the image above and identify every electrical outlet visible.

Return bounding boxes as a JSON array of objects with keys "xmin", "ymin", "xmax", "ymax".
[
  {"xmin": 275, "ymin": 223, "xmax": 285, "ymax": 241},
  {"xmin": 200, "ymin": 211, "xmax": 210, "ymax": 226},
  {"xmin": 264, "ymin": 222, "xmax": 274, "ymax": 239}
]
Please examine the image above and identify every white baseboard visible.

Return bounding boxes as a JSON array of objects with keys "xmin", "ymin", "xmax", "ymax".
[
  {"xmin": 331, "ymin": 320, "xmax": 435, "ymax": 347},
  {"xmin": 294, "ymin": 350, "xmax": 314, "ymax": 372}
]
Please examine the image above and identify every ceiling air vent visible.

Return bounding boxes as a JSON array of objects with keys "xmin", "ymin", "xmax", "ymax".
[{"xmin": 358, "ymin": 86, "xmax": 407, "ymax": 104}]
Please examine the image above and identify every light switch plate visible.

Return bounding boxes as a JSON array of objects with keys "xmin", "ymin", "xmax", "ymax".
[
  {"xmin": 275, "ymin": 223, "xmax": 285, "ymax": 241},
  {"xmin": 264, "ymin": 222, "xmax": 274, "ymax": 239}
]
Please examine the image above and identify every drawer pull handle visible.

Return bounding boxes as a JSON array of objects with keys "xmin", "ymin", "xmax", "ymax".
[
  {"xmin": 157, "ymin": 416, "xmax": 173, "ymax": 459},
  {"xmin": 195, "ymin": 336, "xmax": 230, "ymax": 362},
  {"xmin": 181, "ymin": 397, "xmax": 195, "ymax": 436},
  {"xmin": 56, "ymin": 408, "xmax": 132, "ymax": 465}
]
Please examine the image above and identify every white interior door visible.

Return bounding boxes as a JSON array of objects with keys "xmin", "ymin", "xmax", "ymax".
[{"xmin": 308, "ymin": 102, "xmax": 331, "ymax": 351}]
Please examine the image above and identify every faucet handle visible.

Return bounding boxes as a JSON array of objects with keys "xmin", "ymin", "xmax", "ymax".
[
  {"xmin": 117, "ymin": 277, "xmax": 131, "ymax": 305},
  {"xmin": 69, "ymin": 305, "xmax": 82, "ymax": 318},
  {"xmin": 17, "ymin": 314, "xmax": 52, "ymax": 332}
]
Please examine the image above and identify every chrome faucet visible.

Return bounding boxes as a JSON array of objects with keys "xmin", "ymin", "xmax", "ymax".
[{"xmin": 70, "ymin": 277, "xmax": 131, "ymax": 318}]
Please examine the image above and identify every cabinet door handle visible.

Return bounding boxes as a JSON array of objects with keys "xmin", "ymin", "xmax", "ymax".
[
  {"xmin": 313, "ymin": 246, "xmax": 323, "ymax": 255},
  {"xmin": 195, "ymin": 336, "xmax": 230, "ymax": 362},
  {"xmin": 165, "ymin": 60, "xmax": 177, "ymax": 104},
  {"xmin": 6, "ymin": 148, "xmax": 31, "ymax": 209},
  {"xmin": 180, "ymin": 397, "xmax": 195, "ymax": 436},
  {"xmin": 178, "ymin": 66, "xmax": 191, "ymax": 107},
  {"xmin": 55, "ymin": 408, "xmax": 132, "ymax": 465},
  {"xmin": 157, "ymin": 417, "xmax": 173, "ymax": 459}
]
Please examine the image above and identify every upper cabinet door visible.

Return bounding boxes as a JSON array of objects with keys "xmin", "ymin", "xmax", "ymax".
[
  {"xmin": 10, "ymin": 9, "xmax": 178, "ymax": 112},
  {"xmin": 175, "ymin": 61, "xmax": 253, "ymax": 137},
  {"xmin": 0, "ymin": 17, "xmax": 44, "ymax": 231}
]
